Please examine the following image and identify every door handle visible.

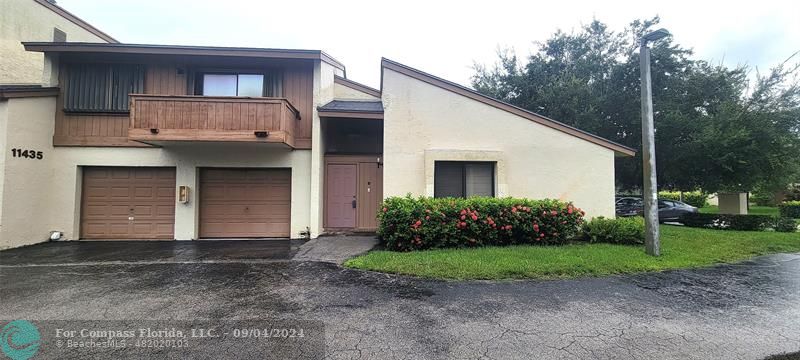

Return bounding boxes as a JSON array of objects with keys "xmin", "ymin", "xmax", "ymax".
[{"xmin": 352, "ymin": 198, "xmax": 357, "ymax": 209}]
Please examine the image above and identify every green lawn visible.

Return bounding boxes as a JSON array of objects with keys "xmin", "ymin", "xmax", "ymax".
[
  {"xmin": 344, "ymin": 226, "xmax": 800, "ymax": 280},
  {"xmin": 699, "ymin": 205, "xmax": 780, "ymax": 216}
]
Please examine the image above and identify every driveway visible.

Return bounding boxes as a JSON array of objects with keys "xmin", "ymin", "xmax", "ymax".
[{"xmin": 1, "ymin": 240, "xmax": 799, "ymax": 359}]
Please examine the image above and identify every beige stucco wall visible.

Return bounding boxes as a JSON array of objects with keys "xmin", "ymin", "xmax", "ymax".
[
  {"xmin": 333, "ymin": 82, "xmax": 380, "ymax": 100},
  {"xmin": 308, "ymin": 61, "xmax": 339, "ymax": 236},
  {"xmin": 718, "ymin": 192, "xmax": 748, "ymax": 215},
  {"xmin": 0, "ymin": 0, "xmax": 110, "ymax": 85},
  {"xmin": 0, "ymin": 96, "xmax": 314, "ymax": 250},
  {"xmin": 381, "ymin": 68, "xmax": 617, "ymax": 218},
  {"xmin": 0, "ymin": 96, "xmax": 60, "ymax": 249}
]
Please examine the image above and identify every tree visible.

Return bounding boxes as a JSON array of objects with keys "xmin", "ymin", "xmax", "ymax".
[{"xmin": 472, "ymin": 17, "xmax": 800, "ymax": 194}]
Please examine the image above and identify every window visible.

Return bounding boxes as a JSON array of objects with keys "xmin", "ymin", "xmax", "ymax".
[
  {"xmin": 434, "ymin": 162, "xmax": 495, "ymax": 198},
  {"xmin": 64, "ymin": 63, "xmax": 145, "ymax": 112},
  {"xmin": 202, "ymin": 74, "xmax": 238, "ymax": 96},
  {"xmin": 197, "ymin": 72, "xmax": 282, "ymax": 97}
]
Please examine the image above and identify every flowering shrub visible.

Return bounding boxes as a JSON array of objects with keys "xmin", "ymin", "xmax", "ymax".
[{"xmin": 377, "ymin": 196, "xmax": 585, "ymax": 251}]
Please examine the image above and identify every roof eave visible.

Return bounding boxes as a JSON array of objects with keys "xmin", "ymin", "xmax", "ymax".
[
  {"xmin": 22, "ymin": 42, "xmax": 346, "ymax": 72},
  {"xmin": 334, "ymin": 75, "xmax": 381, "ymax": 98}
]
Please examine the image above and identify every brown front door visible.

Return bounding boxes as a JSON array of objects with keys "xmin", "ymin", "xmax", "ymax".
[
  {"xmin": 199, "ymin": 168, "xmax": 291, "ymax": 238},
  {"xmin": 325, "ymin": 164, "xmax": 357, "ymax": 228},
  {"xmin": 357, "ymin": 162, "xmax": 382, "ymax": 230},
  {"xmin": 81, "ymin": 167, "xmax": 176, "ymax": 240}
]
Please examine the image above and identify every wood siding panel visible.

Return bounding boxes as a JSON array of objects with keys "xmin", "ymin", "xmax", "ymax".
[
  {"xmin": 128, "ymin": 95, "xmax": 299, "ymax": 146},
  {"xmin": 53, "ymin": 61, "xmax": 313, "ymax": 148},
  {"xmin": 55, "ymin": 62, "xmax": 185, "ymax": 147},
  {"xmin": 282, "ymin": 63, "xmax": 313, "ymax": 149},
  {"xmin": 145, "ymin": 64, "xmax": 187, "ymax": 96}
]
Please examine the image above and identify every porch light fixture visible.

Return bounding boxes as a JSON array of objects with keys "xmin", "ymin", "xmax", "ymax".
[{"xmin": 254, "ymin": 131, "xmax": 269, "ymax": 138}]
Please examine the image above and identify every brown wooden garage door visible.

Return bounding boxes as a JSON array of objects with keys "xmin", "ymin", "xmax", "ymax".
[
  {"xmin": 81, "ymin": 167, "xmax": 176, "ymax": 240},
  {"xmin": 199, "ymin": 168, "xmax": 291, "ymax": 238}
]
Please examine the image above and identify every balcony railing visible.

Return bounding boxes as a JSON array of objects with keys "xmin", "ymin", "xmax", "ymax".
[{"xmin": 128, "ymin": 94, "xmax": 300, "ymax": 147}]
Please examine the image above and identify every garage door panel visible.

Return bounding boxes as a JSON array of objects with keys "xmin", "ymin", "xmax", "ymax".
[
  {"xmin": 81, "ymin": 167, "xmax": 176, "ymax": 240},
  {"xmin": 109, "ymin": 205, "xmax": 130, "ymax": 216},
  {"xmin": 111, "ymin": 169, "xmax": 132, "ymax": 179},
  {"xmin": 110, "ymin": 223, "xmax": 131, "ymax": 235},
  {"xmin": 156, "ymin": 205, "xmax": 175, "ymax": 216},
  {"xmin": 132, "ymin": 205, "xmax": 154, "ymax": 217},
  {"xmin": 134, "ymin": 187, "xmax": 154, "ymax": 198},
  {"xmin": 156, "ymin": 186, "xmax": 174, "ymax": 197},
  {"xmin": 199, "ymin": 168, "xmax": 290, "ymax": 238},
  {"xmin": 110, "ymin": 186, "xmax": 131, "ymax": 198}
]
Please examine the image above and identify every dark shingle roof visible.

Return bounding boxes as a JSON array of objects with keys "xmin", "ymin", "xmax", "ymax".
[{"xmin": 318, "ymin": 100, "xmax": 383, "ymax": 113}]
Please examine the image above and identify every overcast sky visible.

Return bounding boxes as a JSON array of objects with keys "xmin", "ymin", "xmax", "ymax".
[{"xmin": 58, "ymin": 0, "xmax": 799, "ymax": 88}]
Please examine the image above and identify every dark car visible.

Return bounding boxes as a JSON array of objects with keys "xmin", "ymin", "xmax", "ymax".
[
  {"xmin": 615, "ymin": 197, "xmax": 643, "ymax": 217},
  {"xmin": 616, "ymin": 197, "xmax": 698, "ymax": 222}
]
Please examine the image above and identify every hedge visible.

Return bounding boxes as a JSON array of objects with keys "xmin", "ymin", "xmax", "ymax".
[
  {"xmin": 581, "ymin": 216, "xmax": 644, "ymax": 245},
  {"xmin": 680, "ymin": 212, "xmax": 782, "ymax": 231},
  {"xmin": 779, "ymin": 201, "xmax": 800, "ymax": 219},
  {"xmin": 378, "ymin": 196, "xmax": 585, "ymax": 251},
  {"xmin": 774, "ymin": 217, "xmax": 798, "ymax": 233},
  {"xmin": 658, "ymin": 191, "xmax": 708, "ymax": 207}
]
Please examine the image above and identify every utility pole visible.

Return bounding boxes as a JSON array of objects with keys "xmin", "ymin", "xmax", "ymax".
[{"xmin": 639, "ymin": 28, "xmax": 670, "ymax": 256}]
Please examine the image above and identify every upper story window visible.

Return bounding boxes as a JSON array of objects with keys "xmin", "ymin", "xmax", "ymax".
[
  {"xmin": 197, "ymin": 72, "xmax": 282, "ymax": 97},
  {"xmin": 64, "ymin": 63, "xmax": 145, "ymax": 113},
  {"xmin": 434, "ymin": 161, "xmax": 495, "ymax": 198}
]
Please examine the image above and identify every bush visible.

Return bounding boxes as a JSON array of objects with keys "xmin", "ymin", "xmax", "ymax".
[
  {"xmin": 774, "ymin": 217, "xmax": 798, "ymax": 233},
  {"xmin": 581, "ymin": 216, "xmax": 644, "ymax": 245},
  {"xmin": 378, "ymin": 196, "xmax": 585, "ymax": 251},
  {"xmin": 658, "ymin": 191, "xmax": 708, "ymax": 207},
  {"xmin": 680, "ymin": 213, "xmax": 775, "ymax": 231},
  {"xmin": 728, "ymin": 215, "xmax": 775, "ymax": 231},
  {"xmin": 785, "ymin": 184, "xmax": 800, "ymax": 201},
  {"xmin": 750, "ymin": 191, "xmax": 776, "ymax": 206},
  {"xmin": 778, "ymin": 201, "xmax": 800, "ymax": 219}
]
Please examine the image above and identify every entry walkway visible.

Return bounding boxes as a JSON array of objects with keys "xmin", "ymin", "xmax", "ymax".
[{"xmin": 292, "ymin": 236, "xmax": 379, "ymax": 263}]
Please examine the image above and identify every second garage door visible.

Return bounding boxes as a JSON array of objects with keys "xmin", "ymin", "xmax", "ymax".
[{"xmin": 199, "ymin": 168, "xmax": 291, "ymax": 238}]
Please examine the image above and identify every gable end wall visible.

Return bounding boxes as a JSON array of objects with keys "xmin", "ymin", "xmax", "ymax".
[{"xmin": 381, "ymin": 68, "xmax": 616, "ymax": 218}]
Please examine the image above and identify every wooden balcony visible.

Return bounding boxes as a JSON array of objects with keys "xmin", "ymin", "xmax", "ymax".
[{"xmin": 128, "ymin": 95, "xmax": 300, "ymax": 147}]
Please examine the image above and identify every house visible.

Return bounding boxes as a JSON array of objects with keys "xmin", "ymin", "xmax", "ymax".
[
  {"xmin": 0, "ymin": 0, "xmax": 117, "ymax": 85},
  {"xmin": 0, "ymin": 42, "xmax": 634, "ymax": 250}
]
